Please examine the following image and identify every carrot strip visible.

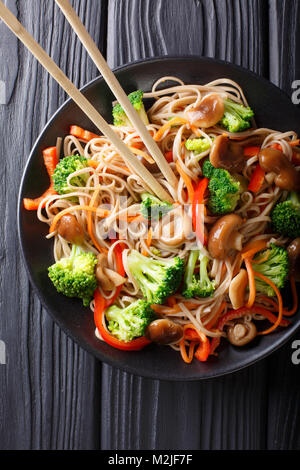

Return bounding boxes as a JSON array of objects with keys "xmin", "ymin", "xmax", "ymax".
[
  {"xmin": 244, "ymin": 258, "xmax": 256, "ymax": 308},
  {"xmin": 205, "ymin": 302, "xmax": 227, "ymax": 330},
  {"xmin": 87, "ymin": 187, "xmax": 105, "ymax": 253},
  {"xmin": 183, "ymin": 323, "xmax": 207, "ymax": 343},
  {"xmin": 253, "ymin": 271, "xmax": 283, "ymax": 335},
  {"xmin": 88, "ymin": 159, "xmax": 99, "ymax": 169},
  {"xmin": 289, "ymin": 139, "xmax": 300, "ymax": 147},
  {"xmin": 151, "ymin": 301, "xmax": 199, "ymax": 315},
  {"xmin": 129, "ymin": 146, "xmax": 155, "ymax": 164},
  {"xmin": 154, "ymin": 117, "xmax": 188, "ymax": 141},
  {"xmin": 251, "ymin": 250, "xmax": 270, "ymax": 264},
  {"xmin": 179, "ymin": 339, "xmax": 196, "ymax": 364},
  {"xmin": 242, "ymin": 239, "xmax": 268, "ymax": 259},
  {"xmin": 70, "ymin": 125, "xmax": 100, "ymax": 142},
  {"xmin": 176, "ymin": 160, "xmax": 194, "ymax": 202},
  {"xmin": 146, "ymin": 227, "xmax": 152, "ymax": 247}
]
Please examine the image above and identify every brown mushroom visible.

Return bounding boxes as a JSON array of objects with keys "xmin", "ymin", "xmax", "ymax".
[
  {"xmin": 258, "ymin": 147, "xmax": 300, "ymax": 191},
  {"xmin": 95, "ymin": 253, "xmax": 125, "ymax": 290},
  {"xmin": 57, "ymin": 214, "xmax": 84, "ymax": 245},
  {"xmin": 287, "ymin": 238, "xmax": 300, "ymax": 281},
  {"xmin": 208, "ymin": 214, "xmax": 244, "ymax": 260},
  {"xmin": 210, "ymin": 135, "xmax": 245, "ymax": 172},
  {"xmin": 227, "ymin": 320, "xmax": 257, "ymax": 346},
  {"xmin": 186, "ymin": 93, "xmax": 225, "ymax": 128},
  {"xmin": 229, "ymin": 269, "xmax": 248, "ymax": 309},
  {"xmin": 145, "ymin": 319, "xmax": 183, "ymax": 345}
]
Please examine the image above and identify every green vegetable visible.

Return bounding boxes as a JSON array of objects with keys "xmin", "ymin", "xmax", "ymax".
[
  {"xmin": 252, "ymin": 243, "xmax": 289, "ymax": 296},
  {"xmin": 52, "ymin": 155, "xmax": 89, "ymax": 197},
  {"xmin": 185, "ymin": 138, "xmax": 211, "ymax": 154},
  {"xmin": 271, "ymin": 192, "xmax": 300, "ymax": 238},
  {"xmin": 219, "ymin": 98, "xmax": 254, "ymax": 133},
  {"xmin": 127, "ymin": 250, "xmax": 184, "ymax": 304},
  {"xmin": 140, "ymin": 192, "xmax": 172, "ymax": 221},
  {"xmin": 105, "ymin": 299, "xmax": 155, "ymax": 342},
  {"xmin": 112, "ymin": 90, "xmax": 149, "ymax": 127},
  {"xmin": 202, "ymin": 160, "xmax": 241, "ymax": 214},
  {"xmin": 182, "ymin": 250, "xmax": 216, "ymax": 298},
  {"xmin": 48, "ymin": 245, "xmax": 97, "ymax": 307}
]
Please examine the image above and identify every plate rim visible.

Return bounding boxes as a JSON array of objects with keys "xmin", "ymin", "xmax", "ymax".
[{"xmin": 17, "ymin": 55, "xmax": 300, "ymax": 381}]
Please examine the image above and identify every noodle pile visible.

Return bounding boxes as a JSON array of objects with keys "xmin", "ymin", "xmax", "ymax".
[{"xmin": 36, "ymin": 76, "xmax": 300, "ymax": 357}]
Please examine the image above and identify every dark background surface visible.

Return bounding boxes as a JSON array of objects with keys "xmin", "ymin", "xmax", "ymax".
[{"xmin": 0, "ymin": 0, "xmax": 299, "ymax": 450}]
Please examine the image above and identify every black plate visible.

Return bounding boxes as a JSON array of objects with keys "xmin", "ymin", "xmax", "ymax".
[{"xmin": 18, "ymin": 56, "xmax": 300, "ymax": 381}]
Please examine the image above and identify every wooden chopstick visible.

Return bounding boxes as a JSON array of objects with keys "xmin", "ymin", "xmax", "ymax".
[
  {"xmin": 0, "ymin": 1, "xmax": 173, "ymax": 203},
  {"xmin": 54, "ymin": 0, "xmax": 178, "ymax": 189}
]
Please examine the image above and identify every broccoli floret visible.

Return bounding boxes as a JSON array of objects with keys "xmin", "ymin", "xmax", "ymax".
[
  {"xmin": 48, "ymin": 245, "xmax": 97, "ymax": 306},
  {"xmin": 52, "ymin": 155, "xmax": 89, "ymax": 196},
  {"xmin": 127, "ymin": 250, "xmax": 184, "ymax": 304},
  {"xmin": 219, "ymin": 99, "xmax": 254, "ymax": 133},
  {"xmin": 271, "ymin": 192, "xmax": 300, "ymax": 238},
  {"xmin": 105, "ymin": 299, "xmax": 155, "ymax": 342},
  {"xmin": 185, "ymin": 138, "xmax": 211, "ymax": 154},
  {"xmin": 202, "ymin": 160, "xmax": 241, "ymax": 214},
  {"xmin": 182, "ymin": 250, "xmax": 216, "ymax": 298},
  {"xmin": 252, "ymin": 243, "xmax": 289, "ymax": 296},
  {"xmin": 140, "ymin": 192, "xmax": 172, "ymax": 221},
  {"xmin": 112, "ymin": 90, "xmax": 149, "ymax": 127}
]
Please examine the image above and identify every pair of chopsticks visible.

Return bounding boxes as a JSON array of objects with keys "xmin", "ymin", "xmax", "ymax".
[{"xmin": 0, "ymin": 0, "xmax": 177, "ymax": 203}]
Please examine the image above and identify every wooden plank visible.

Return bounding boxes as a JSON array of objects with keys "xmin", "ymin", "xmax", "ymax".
[
  {"xmin": 0, "ymin": 0, "xmax": 18, "ymax": 104},
  {"xmin": 267, "ymin": 0, "xmax": 300, "ymax": 450},
  {"xmin": 103, "ymin": 0, "xmax": 269, "ymax": 450},
  {"xmin": 0, "ymin": 0, "xmax": 107, "ymax": 449},
  {"xmin": 269, "ymin": 0, "xmax": 300, "ymax": 92}
]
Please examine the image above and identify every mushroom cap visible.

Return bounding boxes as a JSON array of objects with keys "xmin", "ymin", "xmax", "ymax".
[
  {"xmin": 287, "ymin": 238, "xmax": 300, "ymax": 281},
  {"xmin": 145, "ymin": 319, "xmax": 183, "ymax": 345},
  {"xmin": 208, "ymin": 214, "xmax": 244, "ymax": 260},
  {"xmin": 210, "ymin": 135, "xmax": 245, "ymax": 172},
  {"xmin": 227, "ymin": 320, "xmax": 257, "ymax": 346},
  {"xmin": 186, "ymin": 93, "xmax": 225, "ymax": 128},
  {"xmin": 259, "ymin": 147, "xmax": 300, "ymax": 191}
]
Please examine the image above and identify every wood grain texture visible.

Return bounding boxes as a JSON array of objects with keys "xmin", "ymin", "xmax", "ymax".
[
  {"xmin": 0, "ymin": 0, "xmax": 107, "ymax": 449},
  {"xmin": 103, "ymin": 0, "xmax": 270, "ymax": 451},
  {"xmin": 266, "ymin": 1, "xmax": 300, "ymax": 450},
  {"xmin": 0, "ymin": 0, "xmax": 18, "ymax": 104},
  {"xmin": 269, "ymin": 0, "xmax": 300, "ymax": 92},
  {"xmin": 1, "ymin": 0, "xmax": 299, "ymax": 451}
]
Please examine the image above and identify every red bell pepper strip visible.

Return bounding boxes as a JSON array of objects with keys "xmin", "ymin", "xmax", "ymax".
[
  {"xmin": 192, "ymin": 177, "xmax": 209, "ymax": 245},
  {"xmin": 248, "ymin": 164, "xmax": 265, "ymax": 193},
  {"xmin": 183, "ymin": 326, "xmax": 210, "ymax": 362},
  {"xmin": 94, "ymin": 289, "xmax": 151, "ymax": 351},
  {"xmin": 210, "ymin": 306, "xmax": 290, "ymax": 355},
  {"xmin": 23, "ymin": 146, "xmax": 58, "ymax": 210},
  {"xmin": 243, "ymin": 146, "xmax": 261, "ymax": 158},
  {"xmin": 194, "ymin": 336, "xmax": 210, "ymax": 362},
  {"xmin": 70, "ymin": 125, "xmax": 100, "ymax": 142},
  {"xmin": 93, "ymin": 241, "xmax": 152, "ymax": 351},
  {"xmin": 164, "ymin": 150, "xmax": 173, "ymax": 163}
]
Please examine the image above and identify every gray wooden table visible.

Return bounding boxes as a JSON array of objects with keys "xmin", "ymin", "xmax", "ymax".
[{"xmin": 0, "ymin": 0, "xmax": 299, "ymax": 450}]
